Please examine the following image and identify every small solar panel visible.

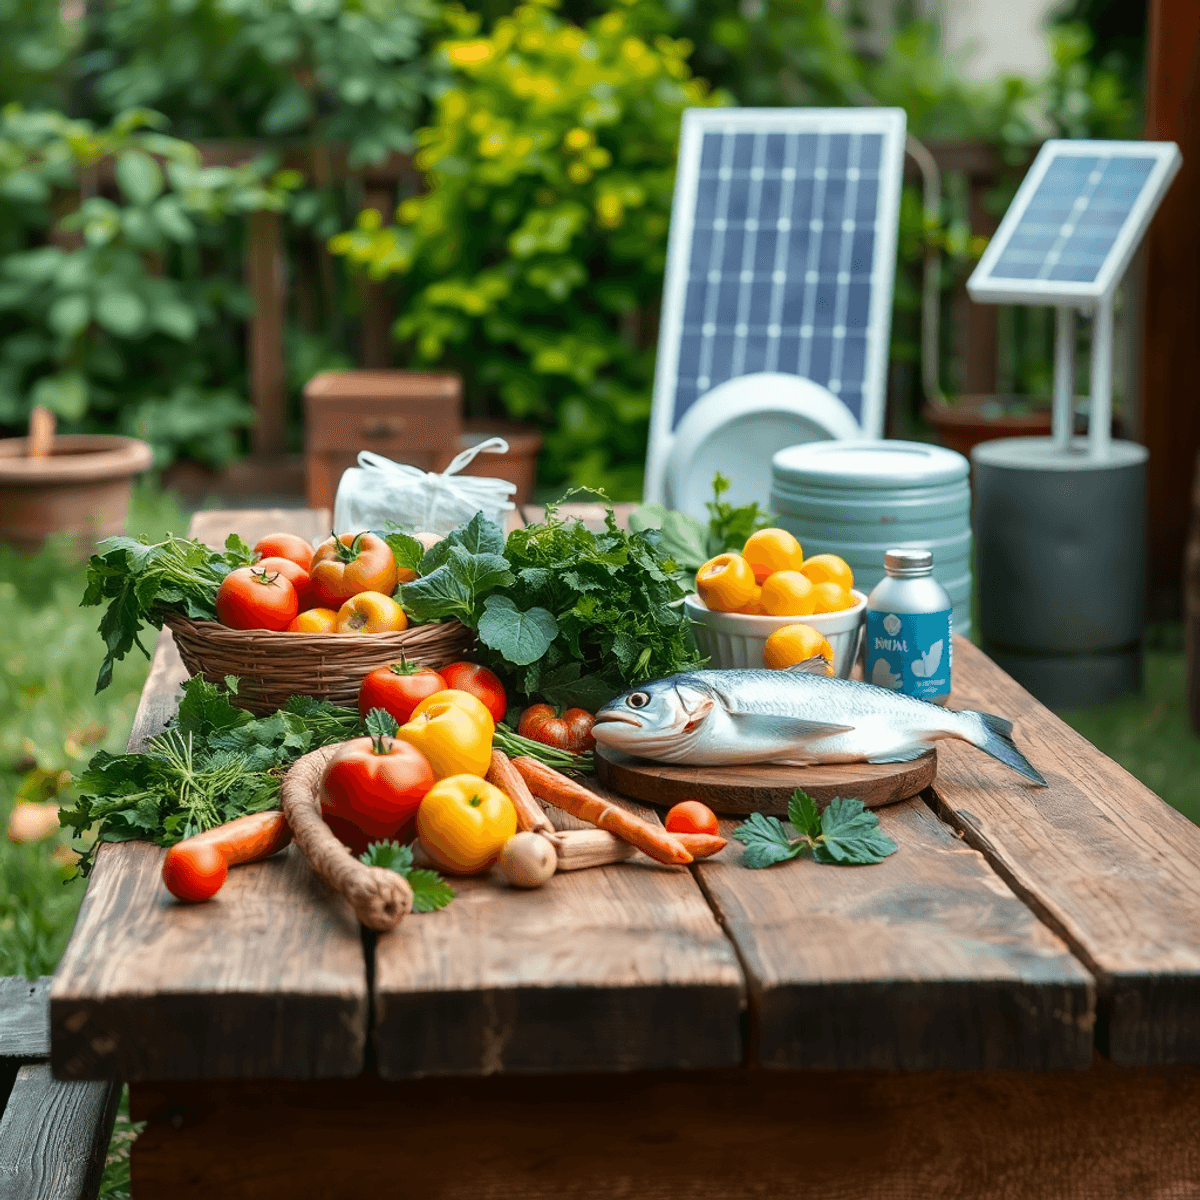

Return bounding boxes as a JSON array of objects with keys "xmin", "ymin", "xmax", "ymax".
[
  {"xmin": 968, "ymin": 140, "xmax": 1181, "ymax": 305},
  {"xmin": 645, "ymin": 108, "xmax": 907, "ymax": 501}
]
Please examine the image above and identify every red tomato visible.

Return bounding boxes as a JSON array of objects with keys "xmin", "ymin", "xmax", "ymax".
[
  {"xmin": 517, "ymin": 704, "xmax": 596, "ymax": 753},
  {"xmin": 310, "ymin": 532, "xmax": 397, "ymax": 608},
  {"xmin": 161, "ymin": 841, "xmax": 227, "ymax": 903},
  {"xmin": 319, "ymin": 735, "xmax": 436, "ymax": 855},
  {"xmin": 256, "ymin": 556, "xmax": 314, "ymax": 610},
  {"xmin": 359, "ymin": 661, "xmax": 447, "ymax": 725},
  {"xmin": 216, "ymin": 566, "xmax": 298, "ymax": 631},
  {"xmin": 439, "ymin": 662, "xmax": 507, "ymax": 724},
  {"xmin": 664, "ymin": 800, "xmax": 719, "ymax": 837},
  {"xmin": 254, "ymin": 533, "xmax": 313, "ymax": 573}
]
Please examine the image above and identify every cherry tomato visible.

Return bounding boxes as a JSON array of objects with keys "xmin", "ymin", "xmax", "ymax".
[
  {"xmin": 517, "ymin": 704, "xmax": 596, "ymax": 753},
  {"xmin": 310, "ymin": 532, "xmax": 398, "ymax": 608},
  {"xmin": 253, "ymin": 533, "xmax": 313, "ymax": 573},
  {"xmin": 161, "ymin": 841, "xmax": 227, "ymax": 903},
  {"xmin": 439, "ymin": 662, "xmax": 507, "ymax": 724},
  {"xmin": 335, "ymin": 591, "xmax": 408, "ymax": 633},
  {"xmin": 216, "ymin": 566, "xmax": 298, "ymax": 631},
  {"xmin": 664, "ymin": 800, "xmax": 719, "ymax": 837},
  {"xmin": 359, "ymin": 661, "xmax": 447, "ymax": 725},
  {"xmin": 286, "ymin": 608, "xmax": 338, "ymax": 633},
  {"xmin": 256, "ymin": 556, "xmax": 314, "ymax": 610},
  {"xmin": 320, "ymin": 734, "xmax": 436, "ymax": 855}
]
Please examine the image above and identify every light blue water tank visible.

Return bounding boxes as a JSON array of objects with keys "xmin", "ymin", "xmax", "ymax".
[{"xmin": 770, "ymin": 440, "xmax": 972, "ymax": 635}]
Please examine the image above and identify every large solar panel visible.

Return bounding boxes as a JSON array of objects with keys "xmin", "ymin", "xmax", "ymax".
[
  {"xmin": 968, "ymin": 139, "xmax": 1181, "ymax": 305},
  {"xmin": 645, "ymin": 108, "xmax": 907, "ymax": 502}
]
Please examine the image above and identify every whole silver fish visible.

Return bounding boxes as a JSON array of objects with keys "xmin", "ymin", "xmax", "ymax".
[{"xmin": 593, "ymin": 665, "xmax": 1046, "ymax": 785}]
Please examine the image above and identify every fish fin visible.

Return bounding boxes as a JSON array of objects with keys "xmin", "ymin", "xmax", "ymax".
[
  {"xmin": 866, "ymin": 742, "xmax": 936, "ymax": 764},
  {"xmin": 965, "ymin": 710, "xmax": 1047, "ymax": 786},
  {"xmin": 784, "ymin": 655, "xmax": 835, "ymax": 677},
  {"xmin": 724, "ymin": 709, "xmax": 855, "ymax": 742}
]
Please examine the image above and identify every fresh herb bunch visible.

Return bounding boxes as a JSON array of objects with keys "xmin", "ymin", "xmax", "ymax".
[
  {"xmin": 83, "ymin": 533, "xmax": 255, "ymax": 691},
  {"xmin": 628, "ymin": 473, "xmax": 772, "ymax": 572},
  {"xmin": 61, "ymin": 677, "xmax": 361, "ymax": 875},
  {"xmin": 732, "ymin": 791, "xmax": 898, "ymax": 869},
  {"xmin": 359, "ymin": 841, "xmax": 455, "ymax": 913}
]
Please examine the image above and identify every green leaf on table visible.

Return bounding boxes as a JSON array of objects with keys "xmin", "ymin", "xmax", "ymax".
[
  {"xmin": 787, "ymin": 789, "xmax": 822, "ymax": 841},
  {"xmin": 360, "ymin": 840, "xmax": 413, "ymax": 872},
  {"xmin": 174, "ymin": 676, "xmax": 253, "ymax": 739},
  {"xmin": 365, "ymin": 708, "xmax": 399, "ymax": 739},
  {"xmin": 477, "ymin": 594, "xmax": 558, "ymax": 666},
  {"xmin": 359, "ymin": 840, "xmax": 455, "ymax": 912},
  {"xmin": 731, "ymin": 812, "xmax": 805, "ymax": 870},
  {"xmin": 813, "ymin": 797, "xmax": 898, "ymax": 865},
  {"xmin": 380, "ymin": 531, "xmax": 425, "ymax": 576}
]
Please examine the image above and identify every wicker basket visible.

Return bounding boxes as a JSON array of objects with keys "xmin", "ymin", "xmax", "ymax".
[{"xmin": 165, "ymin": 615, "xmax": 475, "ymax": 716}]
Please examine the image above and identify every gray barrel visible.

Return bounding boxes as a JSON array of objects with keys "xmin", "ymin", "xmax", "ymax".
[
  {"xmin": 972, "ymin": 436, "xmax": 1147, "ymax": 707},
  {"xmin": 771, "ymin": 440, "xmax": 973, "ymax": 634}
]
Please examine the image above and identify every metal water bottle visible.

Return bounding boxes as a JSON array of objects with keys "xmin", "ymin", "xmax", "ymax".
[{"xmin": 865, "ymin": 549, "xmax": 953, "ymax": 705}]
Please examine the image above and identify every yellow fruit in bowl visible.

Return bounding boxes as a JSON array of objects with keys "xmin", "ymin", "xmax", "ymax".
[
  {"xmin": 696, "ymin": 553, "xmax": 757, "ymax": 612},
  {"xmin": 810, "ymin": 581, "xmax": 855, "ymax": 614},
  {"xmin": 763, "ymin": 624, "xmax": 834, "ymax": 672},
  {"xmin": 736, "ymin": 585, "xmax": 763, "ymax": 615},
  {"xmin": 742, "ymin": 528, "xmax": 804, "ymax": 584},
  {"xmin": 760, "ymin": 570, "xmax": 816, "ymax": 616},
  {"xmin": 801, "ymin": 553, "xmax": 854, "ymax": 592}
]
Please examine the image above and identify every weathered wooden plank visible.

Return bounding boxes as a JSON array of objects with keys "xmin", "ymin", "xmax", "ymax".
[
  {"xmin": 0, "ymin": 1064, "xmax": 119, "ymax": 1200},
  {"xmin": 0, "ymin": 978, "xmax": 49, "ymax": 1059},
  {"xmin": 372, "ymin": 787, "xmax": 745, "ymax": 1076},
  {"xmin": 50, "ymin": 508, "xmax": 368, "ymax": 1081},
  {"xmin": 695, "ymin": 797, "xmax": 1094, "ymax": 1070},
  {"xmin": 128, "ymin": 1063, "xmax": 1200, "ymax": 1199},
  {"xmin": 932, "ymin": 636, "xmax": 1200, "ymax": 1065}
]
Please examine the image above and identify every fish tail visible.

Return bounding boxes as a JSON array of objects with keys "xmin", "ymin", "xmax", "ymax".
[{"xmin": 961, "ymin": 710, "xmax": 1047, "ymax": 786}]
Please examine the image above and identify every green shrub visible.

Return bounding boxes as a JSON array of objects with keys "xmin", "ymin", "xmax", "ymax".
[{"xmin": 331, "ymin": 0, "xmax": 724, "ymax": 497}]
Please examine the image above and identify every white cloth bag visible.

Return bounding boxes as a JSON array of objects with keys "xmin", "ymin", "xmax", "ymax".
[{"xmin": 332, "ymin": 438, "xmax": 517, "ymax": 536}]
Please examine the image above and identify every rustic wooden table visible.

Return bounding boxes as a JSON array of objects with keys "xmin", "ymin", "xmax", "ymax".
[{"xmin": 51, "ymin": 507, "xmax": 1200, "ymax": 1199}]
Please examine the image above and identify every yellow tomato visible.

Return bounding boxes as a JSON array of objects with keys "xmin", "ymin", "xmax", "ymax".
[
  {"xmin": 742, "ymin": 528, "xmax": 804, "ymax": 584},
  {"xmin": 763, "ymin": 624, "xmax": 834, "ymax": 672},
  {"xmin": 810, "ymin": 582, "xmax": 855, "ymax": 614},
  {"xmin": 417, "ymin": 775, "xmax": 517, "ymax": 875},
  {"xmin": 696, "ymin": 553, "xmax": 757, "ymax": 612},
  {"xmin": 760, "ymin": 570, "xmax": 816, "ymax": 616},
  {"xmin": 396, "ymin": 689, "xmax": 495, "ymax": 778},
  {"xmin": 334, "ymin": 591, "xmax": 408, "ymax": 633},
  {"xmin": 800, "ymin": 553, "xmax": 854, "ymax": 591},
  {"xmin": 286, "ymin": 607, "xmax": 339, "ymax": 633}
]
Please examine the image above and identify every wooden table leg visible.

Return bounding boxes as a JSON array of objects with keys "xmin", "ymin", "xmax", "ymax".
[{"xmin": 130, "ymin": 1063, "xmax": 1200, "ymax": 1199}]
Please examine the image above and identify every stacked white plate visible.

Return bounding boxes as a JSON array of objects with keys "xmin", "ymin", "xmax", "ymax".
[{"xmin": 770, "ymin": 440, "xmax": 972, "ymax": 635}]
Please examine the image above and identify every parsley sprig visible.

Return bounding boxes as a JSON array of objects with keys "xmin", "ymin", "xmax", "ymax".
[
  {"xmin": 360, "ymin": 841, "xmax": 455, "ymax": 912},
  {"xmin": 732, "ymin": 790, "xmax": 898, "ymax": 869}
]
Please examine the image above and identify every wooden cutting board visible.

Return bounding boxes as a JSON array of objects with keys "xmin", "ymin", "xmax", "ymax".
[{"xmin": 593, "ymin": 744, "xmax": 937, "ymax": 816}]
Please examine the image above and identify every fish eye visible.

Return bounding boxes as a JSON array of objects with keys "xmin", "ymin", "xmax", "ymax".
[{"xmin": 627, "ymin": 691, "xmax": 650, "ymax": 709}]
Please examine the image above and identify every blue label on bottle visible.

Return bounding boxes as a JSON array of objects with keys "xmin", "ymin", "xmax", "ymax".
[{"xmin": 865, "ymin": 609, "xmax": 953, "ymax": 698}]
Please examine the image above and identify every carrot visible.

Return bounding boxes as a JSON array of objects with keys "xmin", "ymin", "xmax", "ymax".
[
  {"xmin": 161, "ymin": 810, "xmax": 291, "ymax": 904},
  {"xmin": 511, "ymin": 757, "xmax": 693, "ymax": 866},
  {"xmin": 487, "ymin": 749, "xmax": 556, "ymax": 836},
  {"xmin": 676, "ymin": 833, "xmax": 727, "ymax": 859}
]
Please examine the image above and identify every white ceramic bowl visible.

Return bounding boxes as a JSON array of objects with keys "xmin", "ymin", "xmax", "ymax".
[{"xmin": 684, "ymin": 589, "xmax": 867, "ymax": 677}]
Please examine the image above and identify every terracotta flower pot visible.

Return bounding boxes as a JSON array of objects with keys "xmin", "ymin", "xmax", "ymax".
[
  {"xmin": 922, "ymin": 396, "xmax": 1051, "ymax": 460},
  {"xmin": 0, "ymin": 434, "xmax": 154, "ymax": 554}
]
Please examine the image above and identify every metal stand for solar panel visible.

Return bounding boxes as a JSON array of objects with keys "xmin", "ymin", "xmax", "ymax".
[
  {"xmin": 643, "ymin": 107, "xmax": 908, "ymax": 517},
  {"xmin": 966, "ymin": 138, "xmax": 1182, "ymax": 707}
]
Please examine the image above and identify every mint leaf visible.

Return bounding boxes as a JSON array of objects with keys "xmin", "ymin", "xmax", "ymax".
[
  {"xmin": 406, "ymin": 868, "xmax": 456, "ymax": 913},
  {"xmin": 380, "ymin": 531, "xmax": 425, "ymax": 576},
  {"xmin": 477, "ymin": 594, "xmax": 558, "ymax": 666},
  {"xmin": 365, "ymin": 707, "xmax": 399, "ymax": 739},
  {"xmin": 731, "ymin": 812, "xmax": 806, "ymax": 869},
  {"xmin": 360, "ymin": 840, "xmax": 413, "ymax": 872},
  {"xmin": 787, "ymin": 789, "xmax": 822, "ymax": 840},
  {"xmin": 813, "ymin": 797, "xmax": 897, "ymax": 865}
]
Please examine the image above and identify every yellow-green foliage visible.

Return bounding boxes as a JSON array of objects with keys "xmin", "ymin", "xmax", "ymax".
[{"xmin": 332, "ymin": 0, "xmax": 725, "ymax": 497}]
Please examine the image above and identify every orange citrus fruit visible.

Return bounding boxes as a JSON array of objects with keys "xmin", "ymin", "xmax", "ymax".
[
  {"xmin": 810, "ymin": 582, "xmax": 855, "ymax": 614},
  {"xmin": 736, "ymin": 585, "xmax": 763, "ymax": 615},
  {"xmin": 742, "ymin": 528, "xmax": 804, "ymax": 584},
  {"xmin": 763, "ymin": 624, "xmax": 835, "ymax": 672},
  {"xmin": 696, "ymin": 553, "xmax": 757, "ymax": 612},
  {"xmin": 800, "ymin": 553, "xmax": 854, "ymax": 592},
  {"xmin": 760, "ymin": 570, "xmax": 816, "ymax": 616}
]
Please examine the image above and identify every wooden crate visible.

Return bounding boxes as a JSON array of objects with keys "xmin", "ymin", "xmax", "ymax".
[{"xmin": 303, "ymin": 370, "xmax": 463, "ymax": 509}]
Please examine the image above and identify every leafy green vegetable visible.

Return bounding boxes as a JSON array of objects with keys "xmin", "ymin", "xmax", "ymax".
[
  {"xmin": 477, "ymin": 595, "xmax": 558, "ymax": 666},
  {"xmin": 705, "ymin": 472, "xmax": 771, "ymax": 557},
  {"xmin": 379, "ymin": 530, "xmax": 425, "ymax": 576},
  {"xmin": 359, "ymin": 840, "xmax": 455, "ymax": 913},
  {"xmin": 82, "ymin": 533, "xmax": 254, "ymax": 692},
  {"xmin": 61, "ymin": 677, "xmax": 361, "ymax": 875},
  {"xmin": 731, "ymin": 790, "xmax": 898, "ymax": 869},
  {"xmin": 492, "ymin": 722, "xmax": 593, "ymax": 773},
  {"xmin": 398, "ymin": 514, "xmax": 515, "ymax": 625}
]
